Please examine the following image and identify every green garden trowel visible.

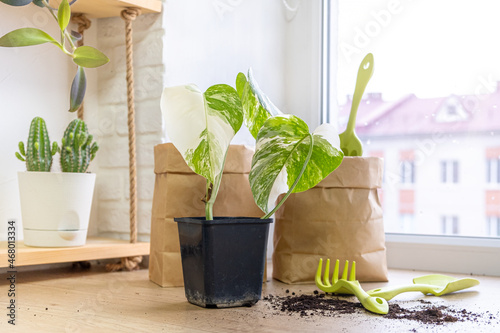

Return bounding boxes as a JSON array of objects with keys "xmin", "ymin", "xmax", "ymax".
[
  {"xmin": 339, "ymin": 53, "xmax": 374, "ymax": 156},
  {"xmin": 366, "ymin": 274, "xmax": 480, "ymax": 301}
]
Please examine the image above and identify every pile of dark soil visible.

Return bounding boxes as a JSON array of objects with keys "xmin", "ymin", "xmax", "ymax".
[{"xmin": 263, "ymin": 292, "xmax": 496, "ymax": 326}]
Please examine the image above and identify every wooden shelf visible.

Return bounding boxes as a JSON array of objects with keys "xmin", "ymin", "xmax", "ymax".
[
  {"xmin": 50, "ymin": 0, "xmax": 162, "ymax": 18},
  {"xmin": 0, "ymin": 237, "xmax": 149, "ymax": 268}
]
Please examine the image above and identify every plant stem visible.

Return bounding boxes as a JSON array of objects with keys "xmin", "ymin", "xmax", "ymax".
[
  {"xmin": 262, "ymin": 133, "xmax": 314, "ymax": 219},
  {"xmin": 204, "ymin": 151, "xmax": 228, "ymax": 220},
  {"xmin": 41, "ymin": 0, "xmax": 76, "ymax": 54},
  {"xmin": 205, "ymin": 179, "xmax": 214, "ymax": 220}
]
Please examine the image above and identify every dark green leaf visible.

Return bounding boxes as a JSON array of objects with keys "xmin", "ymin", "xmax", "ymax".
[
  {"xmin": 0, "ymin": 28, "xmax": 58, "ymax": 47},
  {"xmin": 0, "ymin": 0, "xmax": 33, "ymax": 6},
  {"xmin": 57, "ymin": 0, "xmax": 71, "ymax": 31},
  {"xmin": 70, "ymin": 30, "xmax": 82, "ymax": 43},
  {"xmin": 73, "ymin": 46, "xmax": 109, "ymax": 68},
  {"xmin": 69, "ymin": 66, "xmax": 86, "ymax": 112},
  {"xmin": 32, "ymin": 0, "xmax": 45, "ymax": 7}
]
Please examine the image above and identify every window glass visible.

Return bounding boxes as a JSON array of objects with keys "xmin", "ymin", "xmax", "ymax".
[{"xmin": 337, "ymin": 0, "xmax": 500, "ymax": 237}]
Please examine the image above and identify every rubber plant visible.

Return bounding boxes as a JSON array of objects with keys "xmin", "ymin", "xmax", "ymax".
[
  {"xmin": 0, "ymin": 0, "xmax": 109, "ymax": 112},
  {"xmin": 161, "ymin": 72, "xmax": 344, "ymax": 220}
]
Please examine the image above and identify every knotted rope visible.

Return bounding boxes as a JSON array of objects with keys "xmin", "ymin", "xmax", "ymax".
[
  {"xmin": 70, "ymin": 13, "xmax": 92, "ymax": 120},
  {"xmin": 106, "ymin": 7, "xmax": 143, "ymax": 272}
]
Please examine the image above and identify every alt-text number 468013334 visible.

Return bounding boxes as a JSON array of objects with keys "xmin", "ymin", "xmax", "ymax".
[{"xmin": 7, "ymin": 219, "xmax": 17, "ymax": 326}]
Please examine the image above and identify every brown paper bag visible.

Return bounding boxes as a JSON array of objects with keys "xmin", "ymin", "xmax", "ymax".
[
  {"xmin": 149, "ymin": 143, "xmax": 264, "ymax": 287},
  {"xmin": 273, "ymin": 156, "xmax": 388, "ymax": 284}
]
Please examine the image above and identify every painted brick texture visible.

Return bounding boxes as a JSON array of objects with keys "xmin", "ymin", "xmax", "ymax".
[{"xmin": 95, "ymin": 12, "xmax": 164, "ymax": 240}]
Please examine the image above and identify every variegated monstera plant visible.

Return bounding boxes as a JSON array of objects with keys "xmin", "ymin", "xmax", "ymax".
[{"xmin": 161, "ymin": 69, "xmax": 344, "ymax": 220}]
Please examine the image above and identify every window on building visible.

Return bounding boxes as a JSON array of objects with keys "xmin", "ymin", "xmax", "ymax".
[
  {"xmin": 401, "ymin": 161, "xmax": 415, "ymax": 184},
  {"xmin": 441, "ymin": 160, "xmax": 459, "ymax": 184},
  {"xmin": 487, "ymin": 216, "xmax": 500, "ymax": 237},
  {"xmin": 486, "ymin": 158, "xmax": 500, "ymax": 184},
  {"xmin": 441, "ymin": 216, "xmax": 459, "ymax": 235}
]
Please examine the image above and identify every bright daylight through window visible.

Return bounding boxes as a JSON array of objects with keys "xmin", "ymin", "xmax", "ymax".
[{"xmin": 336, "ymin": 0, "xmax": 500, "ymax": 238}]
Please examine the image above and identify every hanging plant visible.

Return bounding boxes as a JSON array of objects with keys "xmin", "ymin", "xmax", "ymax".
[{"xmin": 0, "ymin": 0, "xmax": 109, "ymax": 112}]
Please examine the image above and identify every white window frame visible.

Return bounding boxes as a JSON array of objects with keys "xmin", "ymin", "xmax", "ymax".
[{"xmin": 323, "ymin": 2, "xmax": 500, "ymax": 276}]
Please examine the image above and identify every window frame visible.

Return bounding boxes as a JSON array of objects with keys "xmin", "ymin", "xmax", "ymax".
[
  {"xmin": 441, "ymin": 160, "xmax": 459, "ymax": 184},
  {"xmin": 400, "ymin": 160, "xmax": 415, "ymax": 184},
  {"xmin": 324, "ymin": 1, "xmax": 500, "ymax": 276}
]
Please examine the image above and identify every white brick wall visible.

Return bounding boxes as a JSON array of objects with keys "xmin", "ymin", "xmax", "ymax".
[{"xmin": 94, "ymin": 12, "xmax": 164, "ymax": 241}]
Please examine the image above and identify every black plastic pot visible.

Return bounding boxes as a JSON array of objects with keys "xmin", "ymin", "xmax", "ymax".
[{"xmin": 175, "ymin": 216, "xmax": 272, "ymax": 308}]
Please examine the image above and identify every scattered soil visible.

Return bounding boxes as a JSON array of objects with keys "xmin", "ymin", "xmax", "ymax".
[{"xmin": 263, "ymin": 292, "xmax": 496, "ymax": 326}]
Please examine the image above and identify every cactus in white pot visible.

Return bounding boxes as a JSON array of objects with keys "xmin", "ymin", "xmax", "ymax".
[
  {"xmin": 60, "ymin": 119, "xmax": 99, "ymax": 173},
  {"xmin": 15, "ymin": 117, "xmax": 58, "ymax": 172}
]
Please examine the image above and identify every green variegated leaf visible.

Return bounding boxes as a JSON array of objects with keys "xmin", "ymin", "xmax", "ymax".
[
  {"xmin": 237, "ymin": 69, "xmax": 281, "ymax": 139},
  {"xmin": 249, "ymin": 115, "xmax": 343, "ymax": 214},
  {"xmin": 292, "ymin": 123, "xmax": 343, "ymax": 192},
  {"xmin": 0, "ymin": 28, "xmax": 58, "ymax": 47},
  {"xmin": 160, "ymin": 84, "xmax": 243, "ymax": 184},
  {"xmin": 57, "ymin": 0, "xmax": 71, "ymax": 31}
]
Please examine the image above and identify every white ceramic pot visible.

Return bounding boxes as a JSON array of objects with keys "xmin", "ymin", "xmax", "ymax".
[{"xmin": 18, "ymin": 171, "xmax": 96, "ymax": 247}]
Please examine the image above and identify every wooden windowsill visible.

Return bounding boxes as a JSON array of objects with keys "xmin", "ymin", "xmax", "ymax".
[{"xmin": 1, "ymin": 262, "xmax": 499, "ymax": 331}]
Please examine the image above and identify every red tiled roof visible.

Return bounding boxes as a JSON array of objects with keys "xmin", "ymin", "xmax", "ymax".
[{"xmin": 338, "ymin": 90, "xmax": 500, "ymax": 137}]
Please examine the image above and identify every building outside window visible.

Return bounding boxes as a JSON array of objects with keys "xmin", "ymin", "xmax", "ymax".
[
  {"xmin": 330, "ymin": 0, "xmax": 500, "ymax": 275},
  {"xmin": 335, "ymin": 0, "xmax": 499, "ymax": 240}
]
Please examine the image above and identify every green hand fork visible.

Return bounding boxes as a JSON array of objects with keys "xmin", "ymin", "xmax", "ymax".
[
  {"xmin": 339, "ymin": 53, "xmax": 374, "ymax": 156},
  {"xmin": 366, "ymin": 274, "xmax": 480, "ymax": 301},
  {"xmin": 315, "ymin": 258, "xmax": 389, "ymax": 315}
]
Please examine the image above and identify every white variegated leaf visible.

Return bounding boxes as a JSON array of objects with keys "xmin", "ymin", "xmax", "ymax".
[
  {"xmin": 249, "ymin": 115, "xmax": 343, "ymax": 214},
  {"xmin": 160, "ymin": 84, "xmax": 243, "ymax": 183},
  {"xmin": 236, "ymin": 69, "xmax": 281, "ymax": 139}
]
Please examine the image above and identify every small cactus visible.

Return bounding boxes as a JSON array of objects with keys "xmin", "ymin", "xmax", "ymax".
[
  {"xmin": 16, "ymin": 117, "xmax": 58, "ymax": 172},
  {"xmin": 60, "ymin": 119, "xmax": 98, "ymax": 173}
]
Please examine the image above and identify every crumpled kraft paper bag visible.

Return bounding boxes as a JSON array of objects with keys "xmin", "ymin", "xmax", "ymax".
[
  {"xmin": 273, "ymin": 156, "xmax": 388, "ymax": 284},
  {"xmin": 149, "ymin": 143, "xmax": 264, "ymax": 287}
]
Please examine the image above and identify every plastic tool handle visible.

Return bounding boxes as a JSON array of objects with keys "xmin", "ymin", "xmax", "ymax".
[
  {"xmin": 346, "ymin": 53, "xmax": 374, "ymax": 133},
  {"xmin": 367, "ymin": 284, "xmax": 442, "ymax": 301},
  {"xmin": 336, "ymin": 280, "xmax": 389, "ymax": 315}
]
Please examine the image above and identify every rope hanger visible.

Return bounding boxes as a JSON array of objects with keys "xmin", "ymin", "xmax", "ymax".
[
  {"xmin": 71, "ymin": 8, "xmax": 143, "ymax": 271},
  {"xmin": 106, "ymin": 7, "xmax": 143, "ymax": 272}
]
